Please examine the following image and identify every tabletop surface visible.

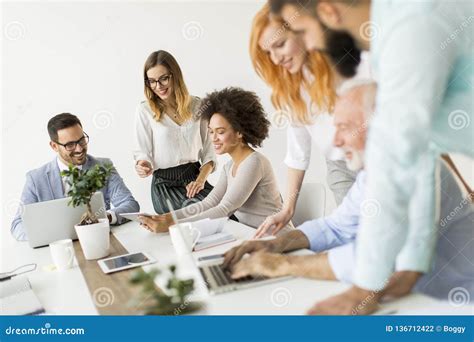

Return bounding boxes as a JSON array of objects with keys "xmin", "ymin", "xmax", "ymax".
[{"xmin": 2, "ymin": 220, "xmax": 472, "ymax": 316}]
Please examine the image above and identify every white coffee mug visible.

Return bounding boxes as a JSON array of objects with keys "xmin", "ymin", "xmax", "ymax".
[
  {"xmin": 50, "ymin": 239, "xmax": 75, "ymax": 271},
  {"xmin": 169, "ymin": 223, "xmax": 201, "ymax": 255},
  {"xmin": 192, "ymin": 217, "xmax": 227, "ymax": 237}
]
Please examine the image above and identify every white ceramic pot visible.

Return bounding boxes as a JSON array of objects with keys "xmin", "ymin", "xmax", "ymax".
[{"xmin": 74, "ymin": 218, "xmax": 110, "ymax": 260}]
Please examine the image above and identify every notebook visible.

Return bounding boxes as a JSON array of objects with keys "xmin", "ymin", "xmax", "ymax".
[
  {"xmin": 194, "ymin": 232, "xmax": 236, "ymax": 251},
  {"xmin": 191, "ymin": 218, "xmax": 236, "ymax": 251},
  {"xmin": 0, "ymin": 276, "xmax": 45, "ymax": 315}
]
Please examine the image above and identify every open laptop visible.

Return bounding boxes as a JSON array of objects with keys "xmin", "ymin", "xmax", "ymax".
[
  {"xmin": 22, "ymin": 192, "xmax": 106, "ymax": 248},
  {"xmin": 198, "ymin": 260, "xmax": 291, "ymax": 295},
  {"xmin": 164, "ymin": 199, "xmax": 291, "ymax": 295}
]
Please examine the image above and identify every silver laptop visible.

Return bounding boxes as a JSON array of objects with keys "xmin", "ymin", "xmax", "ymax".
[
  {"xmin": 198, "ymin": 261, "xmax": 291, "ymax": 295},
  {"xmin": 163, "ymin": 199, "xmax": 292, "ymax": 295},
  {"xmin": 22, "ymin": 192, "xmax": 106, "ymax": 248}
]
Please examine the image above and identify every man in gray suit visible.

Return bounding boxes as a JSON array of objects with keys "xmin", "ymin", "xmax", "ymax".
[{"xmin": 11, "ymin": 113, "xmax": 140, "ymax": 241}]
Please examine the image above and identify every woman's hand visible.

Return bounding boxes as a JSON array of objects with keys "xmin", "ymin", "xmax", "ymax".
[
  {"xmin": 135, "ymin": 160, "xmax": 153, "ymax": 178},
  {"xmin": 186, "ymin": 180, "xmax": 205, "ymax": 198},
  {"xmin": 139, "ymin": 213, "xmax": 174, "ymax": 233},
  {"xmin": 254, "ymin": 209, "xmax": 294, "ymax": 239}
]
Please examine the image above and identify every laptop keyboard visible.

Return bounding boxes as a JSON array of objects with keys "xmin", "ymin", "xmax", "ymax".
[
  {"xmin": 213, "ymin": 264, "xmax": 255, "ymax": 286},
  {"xmin": 202, "ymin": 264, "xmax": 263, "ymax": 288}
]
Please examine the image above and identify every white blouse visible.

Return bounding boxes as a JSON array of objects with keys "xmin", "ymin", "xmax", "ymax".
[
  {"xmin": 284, "ymin": 52, "xmax": 372, "ymax": 171},
  {"xmin": 133, "ymin": 96, "xmax": 216, "ymax": 171}
]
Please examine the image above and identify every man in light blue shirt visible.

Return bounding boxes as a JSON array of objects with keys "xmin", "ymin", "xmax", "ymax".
[
  {"xmin": 270, "ymin": 0, "xmax": 473, "ymax": 314},
  {"xmin": 223, "ymin": 83, "xmax": 474, "ymax": 312},
  {"xmin": 11, "ymin": 113, "xmax": 140, "ymax": 241}
]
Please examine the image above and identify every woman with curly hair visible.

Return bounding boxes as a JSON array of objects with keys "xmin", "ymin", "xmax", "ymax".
[{"xmin": 139, "ymin": 87, "xmax": 294, "ymax": 234}]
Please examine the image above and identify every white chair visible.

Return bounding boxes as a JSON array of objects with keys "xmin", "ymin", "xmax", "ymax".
[{"xmin": 292, "ymin": 182, "xmax": 326, "ymax": 227}]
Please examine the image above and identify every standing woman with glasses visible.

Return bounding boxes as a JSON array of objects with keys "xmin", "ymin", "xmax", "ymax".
[{"xmin": 133, "ymin": 50, "xmax": 216, "ymax": 214}]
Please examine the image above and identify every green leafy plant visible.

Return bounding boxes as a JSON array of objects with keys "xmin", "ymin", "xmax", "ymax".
[
  {"xmin": 130, "ymin": 265, "xmax": 203, "ymax": 315},
  {"xmin": 61, "ymin": 163, "xmax": 113, "ymax": 225}
]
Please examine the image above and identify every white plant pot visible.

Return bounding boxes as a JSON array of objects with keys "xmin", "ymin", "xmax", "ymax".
[{"xmin": 74, "ymin": 218, "xmax": 110, "ymax": 260}]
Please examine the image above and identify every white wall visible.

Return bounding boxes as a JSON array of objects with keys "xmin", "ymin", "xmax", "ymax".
[
  {"xmin": 2, "ymin": 1, "xmax": 472, "ymax": 245},
  {"xmin": 1, "ymin": 1, "xmax": 332, "ymax": 243}
]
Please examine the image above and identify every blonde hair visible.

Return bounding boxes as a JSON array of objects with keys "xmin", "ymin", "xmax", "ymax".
[
  {"xmin": 143, "ymin": 50, "xmax": 192, "ymax": 122},
  {"xmin": 249, "ymin": 4, "xmax": 336, "ymax": 124}
]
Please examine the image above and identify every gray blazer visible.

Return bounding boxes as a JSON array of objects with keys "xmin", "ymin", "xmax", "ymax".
[{"xmin": 11, "ymin": 155, "xmax": 140, "ymax": 241}]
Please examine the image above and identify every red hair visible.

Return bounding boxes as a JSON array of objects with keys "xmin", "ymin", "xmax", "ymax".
[{"xmin": 249, "ymin": 4, "xmax": 335, "ymax": 124}]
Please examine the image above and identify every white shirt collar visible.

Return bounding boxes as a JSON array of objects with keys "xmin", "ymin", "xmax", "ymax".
[{"xmin": 57, "ymin": 157, "xmax": 83, "ymax": 172}]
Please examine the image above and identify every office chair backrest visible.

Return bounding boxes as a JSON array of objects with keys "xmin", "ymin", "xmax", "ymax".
[{"xmin": 292, "ymin": 182, "xmax": 326, "ymax": 227}]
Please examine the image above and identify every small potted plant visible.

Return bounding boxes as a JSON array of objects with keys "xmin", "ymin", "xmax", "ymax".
[
  {"xmin": 130, "ymin": 265, "xmax": 204, "ymax": 315},
  {"xmin": 61, "ymin": 163, "xmax": 113, "ymax": 260}
]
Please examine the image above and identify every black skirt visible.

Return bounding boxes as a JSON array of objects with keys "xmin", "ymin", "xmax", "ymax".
[{"xmin": 151, "ymin": 162, "xmax": 213, "ymax": 214}]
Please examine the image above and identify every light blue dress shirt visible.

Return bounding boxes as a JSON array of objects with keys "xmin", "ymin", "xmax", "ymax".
[
  {"xmin": 298, "ymin": 171, "xmax": 365, "ymax": 252},
  {"xmin": 355, "ymin": 0, "xmax": 474, "ymax": 290}
]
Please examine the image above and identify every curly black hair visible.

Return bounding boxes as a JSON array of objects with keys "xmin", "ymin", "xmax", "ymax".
[{"xmin": 199, "ymin": 87, "xmax": 270, "ymax": 148}]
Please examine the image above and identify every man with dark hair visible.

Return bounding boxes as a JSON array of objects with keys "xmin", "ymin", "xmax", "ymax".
[
  {"xmin": 269, "ymin": 0, "xmax": 473, "ymax": 314},
  {"xmin": 11, "ymin": 113, "xmax": 139, "ymax": 241},
  {"xmin": 269, "ymin": 0, "xmax": 362, "ymax": 78}
]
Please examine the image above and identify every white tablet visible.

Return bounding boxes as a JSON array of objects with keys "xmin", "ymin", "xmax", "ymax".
[
  {"xmin": 97, "ymin": 252, "xmax": 156, "ymax": 274},
  {"xmin": 119, "ymin": 212, "xmax": 154, "ymax": 222}
]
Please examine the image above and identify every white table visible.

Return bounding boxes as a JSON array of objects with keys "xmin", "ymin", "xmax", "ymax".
[{"xmin": 2, "ymin": 220, "xmax": 471, "ymax": 315}]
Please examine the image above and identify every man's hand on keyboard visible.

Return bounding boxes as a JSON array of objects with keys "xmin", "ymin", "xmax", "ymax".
[
  {"xmin": 230, "ymin": 251, "xmax": 291, "ymax": 279},
  {"xmin": 222, "ymin": 240, "xmax": 277, "ymax": 270}
]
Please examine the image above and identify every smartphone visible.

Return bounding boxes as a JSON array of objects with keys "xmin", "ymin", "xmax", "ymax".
[{"xmin": 98, "ymin": 252, "xmax": 156, "ymax": 274}]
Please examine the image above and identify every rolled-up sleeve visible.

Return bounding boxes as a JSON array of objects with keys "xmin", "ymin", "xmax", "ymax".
[
  {"xmin": 298, "ymin": 172, "xmax": 365, "ymax": 252},
  {"xmin": 284, "ymin": 124, "xmax": 312, "ymax": 171}
]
